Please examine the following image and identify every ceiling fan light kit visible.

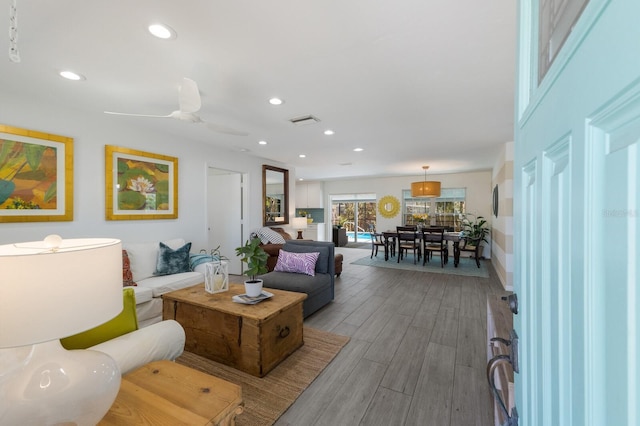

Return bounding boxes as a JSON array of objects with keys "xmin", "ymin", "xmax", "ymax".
[{"xmin": 411, "ymin": 166, "xmax": 441, "ymax": 198}]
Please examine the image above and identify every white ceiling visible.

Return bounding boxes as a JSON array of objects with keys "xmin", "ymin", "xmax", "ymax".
[{"xmin": 0, "ymin": 0, "xmax": 516, "ymax": 181}]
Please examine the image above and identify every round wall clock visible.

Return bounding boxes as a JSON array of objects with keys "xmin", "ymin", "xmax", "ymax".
[
  {"xmin": 493, "ymin": 184, "xmax": 499, "ymax": 218},
  {"xmin": 378, "ymin": 195, "xmax": 400, "ymax": 218}
]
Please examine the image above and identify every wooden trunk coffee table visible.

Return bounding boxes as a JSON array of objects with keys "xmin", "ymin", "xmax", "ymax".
[
  {"xmin": 163, "ymin": 283, "xmax": 307, "ymax": 377},
  {"xmin": 99, "ymin": 360, "xmax": 243, "ymax": 426}
]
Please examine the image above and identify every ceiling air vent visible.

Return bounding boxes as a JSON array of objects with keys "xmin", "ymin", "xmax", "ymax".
[{"xmin": 289, "ymin": 115, "xmax": 320, "ymax": 126}]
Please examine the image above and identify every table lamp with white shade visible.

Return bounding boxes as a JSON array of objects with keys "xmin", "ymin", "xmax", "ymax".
[
  {"xmin": 291, "ymin": 217, "xmax": 308, "ymax": 239},
  {"xmin": 0, "ymin": 235, "xmax": 123, "ymax": 425}
]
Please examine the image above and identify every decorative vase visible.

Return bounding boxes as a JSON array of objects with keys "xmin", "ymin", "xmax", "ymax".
[{"xmin": 244, "ymin": 279, "xmax": 263, "ymax": 297}]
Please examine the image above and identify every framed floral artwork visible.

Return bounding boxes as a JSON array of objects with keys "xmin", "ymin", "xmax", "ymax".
[
  {"xmin": 105, "ymin": 145, "xmax": 178, "ymax": 220},
  {"xmin": 0, "ymin": 124, "xmax": 74, "ymax": 222}
]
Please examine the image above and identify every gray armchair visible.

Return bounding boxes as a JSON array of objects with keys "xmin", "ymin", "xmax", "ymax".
[{"xmin": 259, "ymin": 240, "xmax": 335, "ymax": 318}]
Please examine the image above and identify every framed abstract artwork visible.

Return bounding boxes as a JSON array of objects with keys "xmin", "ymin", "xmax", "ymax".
[
  {"xmin": 105, "ymin": 145, "xmax": 178, "ymax": 220},
  {"xmin": 0, "ymin": 124, "xmax": 74, "ymax": 222}
]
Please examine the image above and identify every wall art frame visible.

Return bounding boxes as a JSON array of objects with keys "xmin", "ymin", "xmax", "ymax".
[
  {"xmin": 105, "ymin": 145, "xmax": 178, "ymax": 220},
  {"xmin": 0, "ymin": 124, "xmax": 74, "ymax": 223}
]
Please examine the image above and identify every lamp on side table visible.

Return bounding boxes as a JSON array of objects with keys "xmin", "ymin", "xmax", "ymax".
[{"xmin": 291, "ymin": 217, "xmax": 308, "ymax": 239}]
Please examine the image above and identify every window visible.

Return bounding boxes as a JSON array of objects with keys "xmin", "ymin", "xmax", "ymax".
[{"xmin": 402, "ymin": 188, "xmax": 466, "ymax": 231}]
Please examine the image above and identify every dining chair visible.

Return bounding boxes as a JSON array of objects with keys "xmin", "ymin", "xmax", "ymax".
[
  {"xmin": 396, "ymin": 226, "xmax": 420, "ymax": 264},
  {"xmin": 459, "ymin": 236, "xmax": 483, "ymax": 268},
  {"xmin": 422, "ymin": 227, "xmax": 447, "ymax": 267},
  {"xmin": 370, "ymin": 232, "xmax": 387, "ymax": 258}
]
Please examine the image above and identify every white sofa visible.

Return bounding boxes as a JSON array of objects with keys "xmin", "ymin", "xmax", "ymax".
[{"xmin": 123, "ymin": 238, "xmax": 206, "ymax": 327}]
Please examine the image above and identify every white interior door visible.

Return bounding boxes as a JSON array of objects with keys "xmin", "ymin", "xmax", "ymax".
[
  {"xmin": 207, "ymin": 168, "xmax": 243, "ymax": 275},
  {"xmin": 515, "ymin": 1, "xmax": 640, "ymax": 425}
]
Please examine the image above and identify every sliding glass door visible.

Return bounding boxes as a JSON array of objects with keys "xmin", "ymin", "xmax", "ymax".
[{"xmin": 330, "ymin": 193, "xmax": 376, "ymax": 242}]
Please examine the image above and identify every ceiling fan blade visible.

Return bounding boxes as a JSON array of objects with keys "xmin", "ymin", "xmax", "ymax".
[
  {"xmin": 104, "ymin": 111, "xmax": 172, "ymax": 118},
  {"xmin": 178, "ymin": 78, "xmax": 201, "ymax": 113},
  {"xmin": 206, "ymin": 122, "xmax": 249, "ymax": 136}
]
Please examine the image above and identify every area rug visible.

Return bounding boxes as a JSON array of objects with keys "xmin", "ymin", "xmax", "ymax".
[
  {"xmin": 344, "ymin": 242, "xmax": 371, "ymax": 249},
  {"xmin": 176, "ymin": 327, "xmax": 349, "ymax": 426},
  {"xmin": 351, "ymin": 254, "xmax": 489, "ymax": 278}
]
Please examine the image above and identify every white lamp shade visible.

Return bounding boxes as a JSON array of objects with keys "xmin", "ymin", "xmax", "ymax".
[
  {"xmin": 0, "ymin": 238, "xmax": 123, "ymax": 348},
  {"xmin": 292, "ymin": 217, "xmax": 308, "ymax": 230}
]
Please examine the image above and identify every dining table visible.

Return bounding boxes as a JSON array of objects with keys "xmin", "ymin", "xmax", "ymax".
[{"xmin": 381, "ymin": 230, "xmax": 462, "ymax": 267}]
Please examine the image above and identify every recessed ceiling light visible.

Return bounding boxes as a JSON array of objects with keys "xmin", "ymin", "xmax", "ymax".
[
  {"xmin": 59, "ymin": 70, "xmax": 85, "ymax": 81},
  {"xmin": 299, "ymin": 154, "xmax": 306, "ymax": 158},
  {"xmin": 299, "ymin": 178, "xmax": 304, "ymax": 181},
  {"xmin": 269, "ymin": 97, "xmax": 284, "ymax": 106},
  {"xmin": 324, "ymin": 129, "xmax": 335, "ymax": 135},
  {"xmin": 148, "ymin": 23, "xmax": 176, "ymax": 40},
  {"xmin": 258, "ymin": 140, "xmax": 267, "ymax": 145},
  {"xmin": 353, "ymin": 147, "xmax": 363, "ymax": 152}
]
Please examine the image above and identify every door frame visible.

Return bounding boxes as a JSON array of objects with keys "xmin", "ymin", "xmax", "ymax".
[{"xmin": 205, "ymin": 165, "xmax": 248, "ymax": 275}]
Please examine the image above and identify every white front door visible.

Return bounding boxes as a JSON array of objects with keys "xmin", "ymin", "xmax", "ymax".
[{"xmin": 515, "ymin": 1, "xmax": 639, "ymax": 425}]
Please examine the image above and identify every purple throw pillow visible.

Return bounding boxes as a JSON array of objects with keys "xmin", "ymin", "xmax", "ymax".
[{"xmin": 274, "ymin": 250, "xmax": 320, "ymax": 276}]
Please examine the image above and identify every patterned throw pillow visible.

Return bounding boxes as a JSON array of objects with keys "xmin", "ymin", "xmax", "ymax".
[
  {"xmin": 254, "ymin": 227, "xmax": 287, "ymax": 244},
  {"xmin": 274, "ymin": 249, "xmax": 320, "ymax": 276},
  {"xmin": 122, "ymin": 250, "xmax": 137, "ymax": 286},
  {"xmin": 154, "ymin": 242, "xmax": 192, "ymax": 276}
]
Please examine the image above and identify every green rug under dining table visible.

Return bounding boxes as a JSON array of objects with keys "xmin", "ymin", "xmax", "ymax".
[{"xmin": 351, "ymin": 253, "xmax": 489, "ymax": 278}]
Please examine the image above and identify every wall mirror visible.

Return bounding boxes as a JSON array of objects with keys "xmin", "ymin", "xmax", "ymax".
[{"xmin": 262, "ymin": 165, "xmax": 289, "ymax": 226}]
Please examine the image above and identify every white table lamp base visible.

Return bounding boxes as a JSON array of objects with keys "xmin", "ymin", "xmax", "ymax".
[{"xmin": 0, "ymin": 339, "xmax": 121, "ymax": 425}]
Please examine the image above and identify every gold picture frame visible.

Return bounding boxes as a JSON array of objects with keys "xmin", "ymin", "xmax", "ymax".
[
  {"xmin": 105, "ymin": 145, "xmax": 178, "ymax": 220},
  {"xmin": 0, "ymin": 124, "xmax": 73, "ymax": 222}
]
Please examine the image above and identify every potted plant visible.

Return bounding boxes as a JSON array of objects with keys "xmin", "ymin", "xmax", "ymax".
[
  {"xmin": 235, "ymin": 237, "xmax": 269, "ymax": 297},
  {"xmin": 460, "ymin": 213, "xmax": 490, "ymax": 252}
]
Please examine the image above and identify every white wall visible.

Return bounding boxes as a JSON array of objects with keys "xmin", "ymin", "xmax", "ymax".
[
  {"xmin": 0, "ymin": 96, "xmax": 293, "ymax": 249},
  {"xmin": 319, "ymin": 171, "xmax": 493, "ymax": 257}
]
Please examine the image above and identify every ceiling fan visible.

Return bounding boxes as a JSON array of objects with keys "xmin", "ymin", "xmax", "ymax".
[{"xmin": 104, "ymin": 78, "xmax": 249, "ymax": 136}]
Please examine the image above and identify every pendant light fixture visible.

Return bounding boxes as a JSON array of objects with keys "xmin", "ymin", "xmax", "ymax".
[{"xmin": 411, "ymin": 166, "xmax": 441, "ymax": 197}]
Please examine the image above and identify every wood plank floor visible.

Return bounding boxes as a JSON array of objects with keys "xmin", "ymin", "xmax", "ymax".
[{"xmin": 274, "ymin": 247, "xmax": 508, "ymax": 426}]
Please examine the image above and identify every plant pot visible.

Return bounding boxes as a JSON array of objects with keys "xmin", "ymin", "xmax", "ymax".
[{"xmin": 244, "ymin": 279, "xmax": 263, "ymax": 297}]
